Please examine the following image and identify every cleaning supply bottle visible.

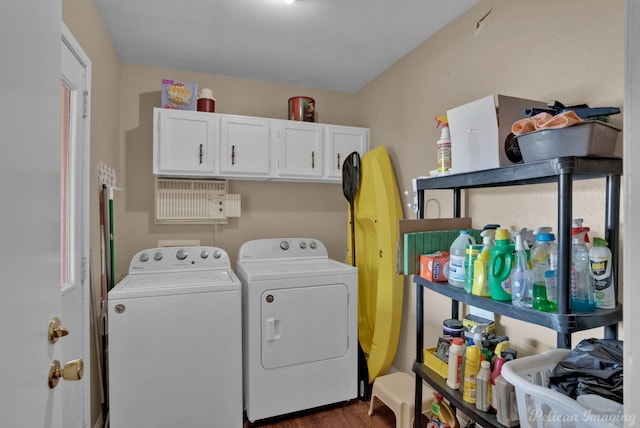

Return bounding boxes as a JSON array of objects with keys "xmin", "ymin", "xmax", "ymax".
[
  {"xmin": 476, "ymin": 360, "xmax": 491, "ymax": 412},
  {"xmin": 571, "ymin": 219, "xmax": 595, "ymax": 312},
  {"xmin": 435, "ymin": 116, "xmax": 451, "ymax": 176},
  {"xmin": 471, "ymin": 226, "xmax": 497, "ymax": 296},
  {"xmin": 448, "ymin": 230, "xmax": 476, "ymax": 288},
  {"xmin": 464, "ymin": 243, "xmax": 483, "ymax": 294},
  {"xmin": 511, "ymin": 234, "xmax": 533, "ymax": 308},
  {"xmin": 446, "ymin": 337, "xmax": 466, "ymax": 390},
  {"xmin": 531, "ymin": 232, "xmax": 556, "ymax": 312},
  {"xmin": 428, "ymin": 392, "xmax": 460, "ymax": 428},
  {"xmin": 544, "ymin": 237, "xmax": 559, "ymax": 312},
  {"xmin": 590, "ymin": 237, "xmax": 616, "ymax": 309},
  {"xmin": 488, "ymin": 229, "xmax": 514, "ymax": 301},
  {"xmin": 490, "ymin": 341, "xmax": 510, "ymax": 413},
  {"xmin": 462, "ymin": 343, "xmax": 481, "ymax": 404}
]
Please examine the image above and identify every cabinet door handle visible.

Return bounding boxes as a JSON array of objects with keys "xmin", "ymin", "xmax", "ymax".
[
  {"xmin": 199, "ymin": 144, "xmax": 203, "ymax": 164},
  {"xmin": 312, "ymin": 151, "xmax": 315, "ymax": 169},
  {"xmin": 337, "ymin": 153, "xmax": 341, "ymax": 170},
  {"xmin": 232, "ymin": 145, "xmax": 235, "ymax": 165}
]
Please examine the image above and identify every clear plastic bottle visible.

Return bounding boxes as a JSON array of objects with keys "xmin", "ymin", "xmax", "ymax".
[
  {"xmin": 448, "ymin": 230, "xmax": 476, "ymax": 288},
  {"xmin": 571, "ymin": 221, "xmax": 596, "ymax": 312},
  {"xmin": 531, "ymin": 233, "xmax": 556, "ymax": 312},
  {"xmin": 511, "ymin": 234, "xmax": 533, "ymax": 308}
]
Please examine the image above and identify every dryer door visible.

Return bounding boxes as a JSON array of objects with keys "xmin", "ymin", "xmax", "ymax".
[{"xmin": 261, "ymin": 283, "xmax": 349, "ymax": 369}]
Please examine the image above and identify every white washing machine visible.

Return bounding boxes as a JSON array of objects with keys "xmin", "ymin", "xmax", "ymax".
[
  {"xmin": 236, "ymin": 238, "xmax": 358, "ymax": 422},
  {"xmin": 108, "ymin": 246, "xmax": 243, "ymax": 428}
]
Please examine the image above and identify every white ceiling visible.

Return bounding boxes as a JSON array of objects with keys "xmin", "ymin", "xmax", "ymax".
[{"xmin": 93, "ymin": 0, "xmax": 478, "ymax": 94}]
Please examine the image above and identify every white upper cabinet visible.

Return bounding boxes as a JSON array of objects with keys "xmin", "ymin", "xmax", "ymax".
[
  {"xmin": 324, "ymin": 125, "xmax": 369, "ymax": 180},
  {"xmin": 153, "ymin": 108, "xmax": 219, "ymax": 177},
  {"xmin": 219, "ymin": 114, "xmax": 270, "ymax": 179},
  {"xmin": 152, "ymin": 108, "xmax": 369, "ymax": 182},
  {"xmin": 273, "ymin": 120, "xmax": 324, "ymax": 180}
]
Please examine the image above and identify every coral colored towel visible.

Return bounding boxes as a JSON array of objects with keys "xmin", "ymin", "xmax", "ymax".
[{"xmin": 512, "ymin": 110, "xmax": 582, "ymax": 135}]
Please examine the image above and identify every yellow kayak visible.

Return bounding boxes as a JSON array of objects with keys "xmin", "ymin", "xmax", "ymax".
[{"xmin": 347, "ymin": 146, "xmax": 404, "ymax": 383}]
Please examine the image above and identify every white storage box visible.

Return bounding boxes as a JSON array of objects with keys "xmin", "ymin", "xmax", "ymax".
[
  {"xmin": 501, "ymin": 348, "xmax": 623, "ymax": 428},
  {"xmin": 447, "ymin": 95, "xmax": 548, "ymax": 174}
]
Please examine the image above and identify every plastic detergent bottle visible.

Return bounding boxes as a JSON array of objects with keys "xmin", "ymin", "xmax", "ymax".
[
  {"xmin": 488, "ymin": 229, "xmax": 514, "ymax": 301},
  {"xmin": 428, "ymin": 392, "xmax": 460, "ymax": 428},
  {"xmin": 448, "ymin": 230, "xmax": 476, "ymax": 288},
  {"xmin": 462, "ymin": 344, "xmax": 480, "ymax": 404},
  {"xmin": 475, "ymin": 360, "xmax": 491, "ymax": 412},
  {"xmin": 435, "ymin": 116, "xmax": 451, "ymax": 176},
  {"xmin": 446, "ymin": 337, "xmax": 466, "ymax": 390},
  {"xmin": 571, "ymin": 220, "xmax": 595, "ymax": 312},
  {"xmin": 511, "ymin": 234, "xmax": 533, "ymax": 308},
  {"xmin": 531, "ymin": 233, "xmax": 556, "ymax": 312},
  {"xmin": 472, "ymin": 229, "xmax": 495, "ymax": 297},
  {"xmin": 590, "ymin": 237, "xmax": 615, "ymax": 309}
]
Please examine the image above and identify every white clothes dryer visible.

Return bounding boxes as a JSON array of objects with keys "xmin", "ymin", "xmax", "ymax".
[
  {"xmin": 236, "ymin": 238, "xmax": 358, "ymax": 422},
  {"xmin": 108, "ymin": 246, "xmax": 243, "ymax": 428}
]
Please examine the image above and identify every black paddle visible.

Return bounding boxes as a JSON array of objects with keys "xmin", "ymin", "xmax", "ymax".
[{"xmin": 342, "ymin": 151, "xmax": 370, "ymax": 401}]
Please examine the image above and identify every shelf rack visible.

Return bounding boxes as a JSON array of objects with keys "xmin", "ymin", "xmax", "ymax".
[{"xmin": 412, "ymin": 156, "xmax": 623, "ymax": 428}]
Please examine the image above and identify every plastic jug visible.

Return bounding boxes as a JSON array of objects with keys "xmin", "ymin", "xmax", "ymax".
[
  {"xmin": 488, "ymin": 229, "xmax": 514, "ymax": 301},
  {"xmin": 448, "ymin": 230, "xmax": 476, "ymax": 288}
]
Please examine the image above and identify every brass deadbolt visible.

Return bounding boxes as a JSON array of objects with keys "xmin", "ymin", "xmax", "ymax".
[
  {"xmin": 48, "ymin": 317, "xmax": 69, "ymax": 343},
  {"xmin": 48, "ymin": 359, "xmax": 83, "ymax": 389}
]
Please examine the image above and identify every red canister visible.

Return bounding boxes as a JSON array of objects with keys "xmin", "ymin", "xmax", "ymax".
[
  {"xmin": 197, "ymin": 88, "xmax": 215, "ymax": 112},
  {"xmin": 288, "ymin": 96, "xmax": 315, "ymax": 122}
]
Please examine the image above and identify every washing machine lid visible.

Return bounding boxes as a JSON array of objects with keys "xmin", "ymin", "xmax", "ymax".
[
  {"xmin": 237, "ymin": 258, "xmax": 356, "ymax": 281},
  {"xmin": 110, "ymin": 270, "xmax": 240, "ymax": 299}
]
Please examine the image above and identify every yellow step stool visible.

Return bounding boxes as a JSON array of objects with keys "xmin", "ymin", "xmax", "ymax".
[{"xmin": 368, "ymin": 372, "xmax": 434, "ymax": 428}]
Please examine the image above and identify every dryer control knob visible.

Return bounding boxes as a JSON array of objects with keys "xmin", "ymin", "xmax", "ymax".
[
  {"xmin": 310, "ymin": 241, "xmax": 317, "ymax": 249},
  {"xmin": 154, "ymin": 252, "xmax": 163, "ymax": 261},
  {"xmin": 280, "ymin": 241, "xmax": 290, "ymax": 251},
  {"xmin": 299, "ymin": 241, "xmax": 307, "ymax": 249},
  {"xmin": 176, "ymin": 249, "xmax": 188, "ymax": 260},
  {"xmin": 200, "ymin": 250, "xmax": 209, "ymax": 259},
  {"xmin": 213, "ymin": 250, "xmax": 222, "ymax": 259},
  {"xmin": 139, "ymin": 253, "xmax": 150, "ymax": 262}
]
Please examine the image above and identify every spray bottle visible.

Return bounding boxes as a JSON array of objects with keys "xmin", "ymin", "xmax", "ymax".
[
  {"xmin": 435, "ymin": 116, "xmax": 451, "ymax": 176},
  {"xmin": 511, "ymin": 233, "xmax": 533, "ymax": 308},
  {"xmin": 571, "ymin": 219, "xmax": 595, "ymax": 312}
]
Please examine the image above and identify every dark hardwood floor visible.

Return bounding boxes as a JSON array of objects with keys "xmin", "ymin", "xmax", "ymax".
[{"xmin": 244, "ymin": 399, "xmax": 431, "ymax": 428}]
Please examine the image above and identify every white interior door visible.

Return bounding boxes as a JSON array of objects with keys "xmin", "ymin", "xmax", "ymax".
[{"xmin": 0, "ymin": 1, "xmax": 65, "ymax": 427}]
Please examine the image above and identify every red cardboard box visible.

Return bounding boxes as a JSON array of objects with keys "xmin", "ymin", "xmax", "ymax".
[{"xmin": 419, "ymin": 251, "xmax": 450, "ymax": 282}]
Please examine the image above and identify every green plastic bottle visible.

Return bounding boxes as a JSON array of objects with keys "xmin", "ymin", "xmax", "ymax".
[{"xmin": 488, "ymin": 229, "xmax": 514, "ymax": 301}]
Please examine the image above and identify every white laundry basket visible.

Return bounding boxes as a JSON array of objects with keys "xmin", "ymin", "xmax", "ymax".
[{"xmin": 501, "ymin": 348, "xmax": 622, "ymax": 428}]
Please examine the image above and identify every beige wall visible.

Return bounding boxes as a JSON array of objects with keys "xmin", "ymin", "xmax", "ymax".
[
  {"xmin": 355, "ymin": 0, "xmax": 624, "ymax": 372},
  {"xmin": 64, "ymin": 0, "xmax": 625, "ymax": 424}
]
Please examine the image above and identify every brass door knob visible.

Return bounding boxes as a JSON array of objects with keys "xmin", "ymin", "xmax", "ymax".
[
  {"xmin": 48, "ymin": 317, "xmax": 69, "ymax": 343},
  {"xmin": 48, "ymin": 359, "xmax": 83, "ymax": 389}
]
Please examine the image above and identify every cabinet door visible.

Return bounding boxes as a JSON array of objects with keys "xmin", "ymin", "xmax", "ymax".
[
  {"xmin": 274, "ymin": 120, "xmax": 324, "ymax": 179},
  {"xmin": 219, "ymin": 115, "xmax": 270, "ymax": 179},
  {"xmin": 324, "ymin": 125, "xmax": 369, "ymax": 180},
  {"xmin": 153, "ymin": 108, "xmax": 218, "ymax": 177}
]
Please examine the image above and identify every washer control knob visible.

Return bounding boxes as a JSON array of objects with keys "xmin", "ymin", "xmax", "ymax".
[
  {"xmin": 154, "ymin": 252, "xmax": 163, "ymax": 261},
  {"xmin": 200, "ymin": 250, "xmax": 209, "ymax": 259},
  {"xmin": 176, "ymin": 249, "xmax": 188, "ymax": 260},
  {"xmin": 310, "ymin": 241, "xmax": 317, "ymax": 249},
  {"xmin": 280, "ymin": 241, "xmax": 290, "ymax": 251},
  {"xmin": 139, "ymin": 253, "xmax": 150, "ymax": 262},
  {"xmin": 299, "ymin": 241, "xmax": 307, "ymax": 249},
  {"xmin": 213, "ymin": 250, "xmax": 222, "ymax": 259}
]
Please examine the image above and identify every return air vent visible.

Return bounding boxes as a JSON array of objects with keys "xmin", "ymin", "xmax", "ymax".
[{"xmin": 155, "ymin": 178, "xmax": 241, "ymax": 224}]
